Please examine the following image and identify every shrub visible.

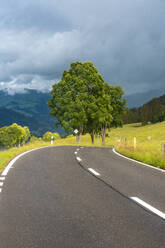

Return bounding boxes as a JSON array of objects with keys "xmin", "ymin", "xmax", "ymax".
[{"xmin": 42, "ymin": 131, "xmax": 61, "ymax": 141}]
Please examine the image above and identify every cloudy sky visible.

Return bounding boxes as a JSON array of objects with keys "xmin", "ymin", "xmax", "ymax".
[{"xmin": 0, "ymin": 0, "xmax": 165, "ymax": 95}]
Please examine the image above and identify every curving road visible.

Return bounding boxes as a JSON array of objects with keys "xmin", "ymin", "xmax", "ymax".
[{"xmin": 0, "ymin": 146, "xmax": 164, "ymax": 247}]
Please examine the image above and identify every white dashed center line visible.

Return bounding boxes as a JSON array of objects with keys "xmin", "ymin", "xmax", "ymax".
[
  {"xmin": 131, "ymin": 197, "xmax": 165, "ymax": 220},
  {"xmin": 74, "ymin": 151, "xmax": 77, "ymax": 154},
  {"xmin": 0, "ymin": 182, "xmax": 3, "ymax": 187},
  {"xmin": 76, "ymin": 157, "xmax": 82, "ymax": 162},
  {"xmin": 88, "ymin": 168, "xmax": 100, "ymax": 176},
  {"xmin": 0, "ymin": 177, "xmax": 5, "ymax": 181}
]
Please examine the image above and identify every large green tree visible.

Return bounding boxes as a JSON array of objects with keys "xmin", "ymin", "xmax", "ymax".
[{"xmin": 48, "ymin": 61, "xmax": 125, "ymax": 145}]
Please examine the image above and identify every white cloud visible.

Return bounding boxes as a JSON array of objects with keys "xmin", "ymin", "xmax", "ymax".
[
  {"xmin": 0, "ymin": 0, "xmax": 165, "ymax": 94},
  {"xmin": 0, "ymin": 75, "xmax": 56, "ymax": 95}
]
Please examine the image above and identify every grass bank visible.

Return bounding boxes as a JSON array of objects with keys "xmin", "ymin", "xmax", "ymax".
[
  {"xmin": 59, "ymin": 122, "xmax": 165, "ymax": 170},
  {"xmin": 108, "ymin": 122, "xmax": 165, "ymax": 170}
]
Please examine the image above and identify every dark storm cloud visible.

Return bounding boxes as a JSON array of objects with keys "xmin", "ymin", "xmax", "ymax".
[{"xmin": 0, "ymin": 0, "xmax": 165, "ymax": 94}]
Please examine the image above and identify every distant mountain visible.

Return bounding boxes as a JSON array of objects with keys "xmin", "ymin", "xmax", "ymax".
[
  {"xmin": 0, "ymin": 90, "xmax": 65, "ymax": 137},
  {"xmin": 0, "ymin": 89, "xmax": 51, "ymax": 117},
  {"xmin": 125, "ymin": 89, "xmax": 165, "ymax": 108},
  {"xmin": 123, "ymin": 94, "xmax": 165, "ymax": 124},
  {"xmin": 0, "ymin": 107, "xmax": 40, "ymax": 129}
]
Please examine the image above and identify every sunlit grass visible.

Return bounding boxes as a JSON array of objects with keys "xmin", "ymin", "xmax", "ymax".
[{"xmin": 108, "ymin": 122, "xmax": 165, "ymax": 169}]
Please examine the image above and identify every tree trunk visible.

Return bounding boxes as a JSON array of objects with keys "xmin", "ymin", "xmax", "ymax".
[
  {"xmin": 90, "ymin": 130, "xmax": 95, "ymax": 144},
  {"xmin": 101, "ymin": 127, "xmax": 106, "ymax": 146},
  {"xmin": 77, "ymin": 134, "xmax": 81, "ymax": 143},
  {"xmin": 78, "ymin": 126, "xmax": 83, "ymax": 143}
]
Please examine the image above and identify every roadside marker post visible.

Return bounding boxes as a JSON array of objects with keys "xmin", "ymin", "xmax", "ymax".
[
  {"xmin": 124, "ymin": 137, "xmax": 127, "ymax": 148},
  {"xmin": 162, "ymin": 142, "xmax": 165, "ymax": 155},
  {"xmin": 51, "ymin": 136, "xmax": 54, "ymax": 145},
  {"xmin": 74, "ymin": 129, "xmax": 79, "ymax": 143},
  {"xmin": 134, "ymin": 137, "xmax": 136, "ymax": 150}
]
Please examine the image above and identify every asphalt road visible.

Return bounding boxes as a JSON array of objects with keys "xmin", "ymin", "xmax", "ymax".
[{"xmin": 0, "ymin": 146, "xmax": 164, "ymax": 248}]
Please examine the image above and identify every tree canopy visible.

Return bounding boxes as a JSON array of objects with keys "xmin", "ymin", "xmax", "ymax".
[
  {"xmin": 48, "ymin": 61, "xmax": 126, "ymax": 144},
  {"xmin": 0, "ymin": 123, "xmax": 31, "ymax": 148},
  {"xmin": 42, "ymin": 131, "xmax": 61, "ymax": 141}
]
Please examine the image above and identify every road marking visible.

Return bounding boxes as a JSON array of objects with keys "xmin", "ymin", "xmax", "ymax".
[
  {"xmin": 76, "ymin": 157, "xmax": 82, "ymax": 162},
  {"xmin": 77, "ymin": 148, "xmax": 80, "ymax": 151},
  {"xmin": 74, "ymin": 151, "xmax": 77, "ymax": 154},
  {"xmin": 88, "ymin": 168, "xmax": 100, "ymax": 176},
  {"xmin": 0, "ymin": 182, "xmax": 3, "ymax": 187},
  {"xmin": 131, "ymin": 197, "xmax": 165, "ymax": 220},
  {"xmin": 0, "ymin": 188, "xmax": 2, "ymax": 193},
  {"xmin": 0, "ymin": 177, "xmax": 5, "ymax": 181},
  {"xmin": 113, "ymin": 148, "xmax": 165, "ymax": 173}
]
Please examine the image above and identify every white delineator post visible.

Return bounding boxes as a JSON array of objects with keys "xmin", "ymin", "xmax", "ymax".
[{"xmin": 51, "ymin": 136, "xmax": 54, "ymax": 145}]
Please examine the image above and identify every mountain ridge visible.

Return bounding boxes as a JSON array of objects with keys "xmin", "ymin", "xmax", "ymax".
[{"xmin": 0, "ymin": 89, "xmax": 64, "ymax": 136}]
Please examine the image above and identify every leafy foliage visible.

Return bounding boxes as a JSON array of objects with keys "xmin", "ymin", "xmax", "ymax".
[
  {"xmin": 42, "ymin": 131, "xmax": 61, "ymax": 141},
  {"xmin": 0, "ymin": 123, "xmax": 31, "ymax": 148},
  {"xmin": 48, "ymin": 61, "xmax": 125, "ymax": 144}
]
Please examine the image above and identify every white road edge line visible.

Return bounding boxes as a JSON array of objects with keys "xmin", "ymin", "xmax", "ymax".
[
  {"xmin": 113, "ymin": 147, "xmax": 165, "ymax": 173},
  {"xmin": 0, "ymin": 182, "xmax": 3, "ymax": 187},
  {"xmin": 131, "ymin": 197, "xmax": 165, "ymax": 220},
  {"xmin": 0, "ymin": 189, "xmax": 2, "ymax": 193},
  {"xmin": 0, "ymin": 177, "xmax": 5, "ymax": 181},
  {"xmin": 1, "ymin": 146, "xmax": 54, "ymax": 177},
  {"xmin": 88, "ymin": 168, "xmax": 100, "ymax": 176},
  {"xmin": 74, "ymin": 151, "xmax": 77, "ymax": 154},
  {"xmin": 76, "ymin": 157, "xmax": 82, "ymax": 162}
]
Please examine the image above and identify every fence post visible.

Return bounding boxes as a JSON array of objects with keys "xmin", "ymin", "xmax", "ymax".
[
  {"xmin": 162, "ymin": 142, "xmax": 165, "ymax": 155},
  {"xmin": 120, "ymin": 137, "xmax": 123, "ymax": 146},
  {"xmin": 124, "ymin": 137, "xmax": 127, "ymax": 148},
  {"xmin": 134, "ymin": 137, "xmax": 136, "ymax": 150}
]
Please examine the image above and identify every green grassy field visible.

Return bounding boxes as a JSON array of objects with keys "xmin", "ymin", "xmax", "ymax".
[
  {"xmin": 1, "ymin": 121, "xmax": 165, "ymax": 173},
  {"xmin": 110, "ymin": 122, "xmax": 165, "ymax": 170},
  {"xmin": 56, "ymin": 122, "xmax": 165, "ymax": 169}
]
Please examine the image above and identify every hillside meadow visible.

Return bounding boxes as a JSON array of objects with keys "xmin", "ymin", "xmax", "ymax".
[
  {"xmin": 0, "ymin": 121, "xmax": 165, "ymax": 172},
  {"xmin": 54, "ymin": 121, "xmax": 165, "ymax": 170}
]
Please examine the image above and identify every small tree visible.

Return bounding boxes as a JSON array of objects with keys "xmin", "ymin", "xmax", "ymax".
[
  {"xmin": 24, "ymin": 126, "xmax": 31, "ymax": 142},
  {"xmin": 0, "ymin": 123, "xmax": 31, "ymax": 148},
  {"xmin": 7, "ymin": 123, "xmax": 27, "ymax": 147},
  {"xmin": 0, "ymin": 126, "xmax": 8, "ymax": 148}
]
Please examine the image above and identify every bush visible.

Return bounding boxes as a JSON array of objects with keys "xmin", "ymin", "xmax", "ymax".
[
  {"xmin": 30, "ymin": 136, "xmax": 39, "ymax": 142},
  {"xmin": 42, "ymin": 132, "xmax": 61, "ymax": 141},
  {"xmin": 0, "ymin": 123, "xmax": 31, "ymax": 148}
]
